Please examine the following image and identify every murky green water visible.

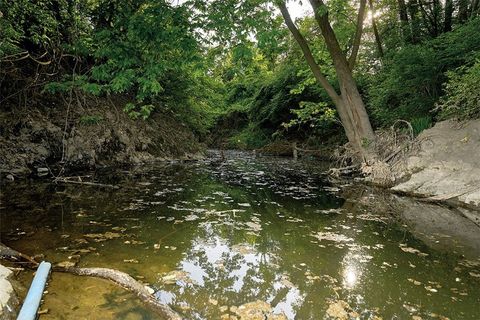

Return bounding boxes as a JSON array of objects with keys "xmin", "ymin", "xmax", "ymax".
[{"xmin": 1, "ymin": 151, "xmax": 479, "ymax": 319}]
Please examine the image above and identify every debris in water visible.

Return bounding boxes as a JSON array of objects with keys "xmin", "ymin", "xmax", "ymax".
[
  {"xmin": 160, "ymin": 270, "xmax": 197, "ymax": 285},
  {"xmin": 231, "ymin": 244, "xmax": 255, "ymax": 255},
  {"xmin": 311, "ymin": 232, "xmax": 353, "ymax": 243},
  {"xmin": 84, "ymin": 232, "xmax": 122, "ymax": 242},
  {"xmin": 184, "ymin": 214, "xmax": 200, "ymax": 221},
  {"xmin": 244, "ymin": 221, "xmax": 262, "ymax": 232},
  {"xmin": 399, "ymin": 244, "xmax": 429, "ymax": 256},
  {"xmin": 56, "ymin": 261, "xmax": 76, "ymax": 268},
  {"xmin": 424, "ymin": 286, "xmax": 438, "ymax": 293},
  {"xmin": 326, "ymin": 300, "xmax": 350, "ymax": 319},
  {"xmin": 238, "ymin": 203, "xmax": 251, "ymax": 207},
  {"xmin": 232, "ymin": 300, "xmax": 286, "ymax": 319},
  {"xmin": 123, "ymin": 259, "xmax": 139, "ymax": 263}
]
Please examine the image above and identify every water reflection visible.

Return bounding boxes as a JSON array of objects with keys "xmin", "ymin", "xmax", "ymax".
[{"xmin": 1, "ymin": 151, "xmax": 480, "ymax": 319}]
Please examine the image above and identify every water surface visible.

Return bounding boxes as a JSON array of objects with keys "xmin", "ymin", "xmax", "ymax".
[{"xmin": 1, "ymin": 151, "xmax": 479, "ymax": 319}]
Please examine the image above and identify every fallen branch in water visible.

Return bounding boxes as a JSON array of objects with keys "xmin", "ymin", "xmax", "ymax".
[
  {"xmin": 54, "ymin": 267, "xmax": 182, "ymax": 320},
  {"xmin": 53, "ymin": 176, "xmax": 119, "ymax": 189},
  {"xmin": 0, "ymin": 242, "xmax": 181, "ymax": 320},
  {"xmin": 0, "ymin": 243, "xmax": 39, "ymax": 266}
]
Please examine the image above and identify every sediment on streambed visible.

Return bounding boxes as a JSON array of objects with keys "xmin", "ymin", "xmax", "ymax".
[{"xmin": 0, "ymin": 96, "xmax": 204, "ymax": 179}]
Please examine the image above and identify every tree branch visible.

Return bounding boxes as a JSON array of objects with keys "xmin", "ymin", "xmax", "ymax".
[
  {"xmin": 0, "ymin": 242, "xmax": 182, "ymax": 320},
  {"xmin": 277, "ymin": 1, "xmax": 341, "ymax": 105},
  {"xmin": 368, "ymin": 0, "xmax": 384, "ymax": 58},
  {"xmin": 348, "ymin": 0, "xmax": 367, "ymax": 70}
]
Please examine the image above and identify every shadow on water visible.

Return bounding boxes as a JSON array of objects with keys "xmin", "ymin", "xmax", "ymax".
[{"xmin": 1, "ymin": 150, "xmax": 479, "ymax": 319}]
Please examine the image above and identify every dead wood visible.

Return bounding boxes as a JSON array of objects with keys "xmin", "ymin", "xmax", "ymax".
[{"xmin": 0, "ymin": 242, "xmax": 182, "ymax": 320}]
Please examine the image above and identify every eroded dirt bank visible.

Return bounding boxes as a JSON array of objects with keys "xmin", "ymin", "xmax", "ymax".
[
  {"xmin": 0, "ymin": 98, "xmax": 203, "ymax": 178},
  {"xmin": 391, "ymin": 119, "xmax": 480, "ymax": 211}
]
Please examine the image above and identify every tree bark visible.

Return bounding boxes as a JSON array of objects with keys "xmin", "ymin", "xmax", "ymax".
[
  {"xmin": 368, "ymin": 0, "xmax": 385, "ymax": 58},
  {"xmin": 308, "ymin": 0, "xmax": 376, "ymax": 149},
  {"xmin": 398, "ymin": 0, "xmax": 411, "ymax": 41},
  {"xmin": 458, "ymin": 0, "xmax": 469, "ymax": 22},
  {"xmin": 348, "ymin": 0, "xmax": 367, "ymax": 70},
  {"xmin": 471, "ymin": 0, "xmax": 480, "ymax": 17},
  {"xmin": 279, "ymin": 1, "xmax": 376, "ymax": 157},
  {"xmin": 278, "ymin": 2, "xmax": 358, "ymax": 146},
  {"xmin": 407, "ymin": 0, "xmax": 421, "ymax": 43}
]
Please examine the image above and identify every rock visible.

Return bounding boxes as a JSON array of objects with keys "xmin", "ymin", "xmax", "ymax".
[
  {"xmin": 392, "ymin": 119, "xmax": 480, "ymax": 208},
  {"xmin": 0, "ymin": 264, "xmax": 19, "ymax": 320},
  {"xmin": 5, "ymin": 174, "xmax": 14, "ymax": 181}
]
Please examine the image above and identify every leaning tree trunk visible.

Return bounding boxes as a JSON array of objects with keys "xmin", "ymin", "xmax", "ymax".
[
  {"xmin": 279, "ymin": 1, "xmax": 375, "ymax": 159},
  {"xmin": 309, "ymin": 0, "xmax": 376, "ymax": 156}
]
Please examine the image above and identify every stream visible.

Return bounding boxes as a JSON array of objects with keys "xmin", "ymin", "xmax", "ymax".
[{"xmin": 1, "ymin": 151, "xmax": 479, "ymax": 319}]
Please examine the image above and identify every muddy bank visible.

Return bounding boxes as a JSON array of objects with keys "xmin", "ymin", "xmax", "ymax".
[
  {"xmin": 390, "ymin": 119, "xmax": 480, "ymax": 209},
  {"xmin": 0, "ymin": 97, "xmax": 203, "ymax": 178}
]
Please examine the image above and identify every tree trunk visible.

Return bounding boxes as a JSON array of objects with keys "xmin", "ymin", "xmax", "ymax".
[
  {"xmin": 308, "ymin": 0, "xmax": 375, "ymax": 146},
  {"xmin": 444, "ymin": 0, "xmax": 453, "ymax": 32},
  {"xmin": 348, "ymin": 0, "xmax": 367, "ymax": 70},
  {"xmin": 368, "ymin": 0, "xmax": 385, "ymax": 58},
  {"xmin": 407, "ymin": 0, "xmax": 421, "ymax": 43},
  {"xmin": 432, "ymin": 0, "xmax": 441, "ymax": 36},
  {"xmin": 458, "ymin": 0, "xmax": 469, "ymax": 22},
  {"xmin": 398, "ymin": 0, "xmax": 411, "ymax": 41},
  {"xmin": 279, "ymin": 1, "xmax": 375, "ymax": 158},
  {"xmin": 471, "ymin": 0, "xmax": 480, "ymax": 17}
]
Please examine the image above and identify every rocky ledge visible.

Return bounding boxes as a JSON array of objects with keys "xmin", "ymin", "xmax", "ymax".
[{"xmin": 392, "ymin": 119, "xmax": 480, "ymax": 212}]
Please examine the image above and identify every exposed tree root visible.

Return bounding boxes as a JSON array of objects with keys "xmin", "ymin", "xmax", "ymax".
[
  {"xmin": 0, "ymin": 242, "xmax": 182, "ymax": 320},
  {"xmin": 331, "ymin": 120, "xmax": 424, "ymax": 186}
]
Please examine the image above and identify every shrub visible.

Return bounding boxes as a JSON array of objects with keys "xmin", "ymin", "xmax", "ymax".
[
  {"xmin": 436, "ymin": 60, "xmax": 480, "ymax": 120},
  {"xmin": 79, "ymin": 115, "xmax": 103, "ymax": 125},
  {"xmin": 367, "ymin": 18, "xmax": 480, "ymax": 127}
]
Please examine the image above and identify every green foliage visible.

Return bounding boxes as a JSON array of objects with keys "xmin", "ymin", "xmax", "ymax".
[
  {"xmin": 123, "ymin": 103, "xmax": 155, "ymax": 120},
  {"xmin": 43, "ymin": 76, "xmax": 102, "ymax": 96},
  {"xmin": 411, "ymin": 116, "xmax": 433, "ymax": 135},
  {"xmin": 90, "ymin": 0, "xmax": 198, "ymax": 107},
  {"xmin": 368, "ymin": 18, "xmax": 480, "ymax": 126},
  {"xmin": 436, "ymin": 60, "xmax": 480, "ymax": 120},
  {"xmin": 227, "ymin": 124, "xmax": 270, "ymax": 149},
  {"xmin": 282, "ymin": 101, "xmax": 336, "ymax": 130},
  {"xmin": 367, "ymin": 45, "xmax": 439, "ymax": 125},
  {"xmin": 0, "ymin": 0, "xmax": 87, "ymax": 56},
  {"xmin": 79, "ymin": 115, "xmax": 104, "ymax": 126}
]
